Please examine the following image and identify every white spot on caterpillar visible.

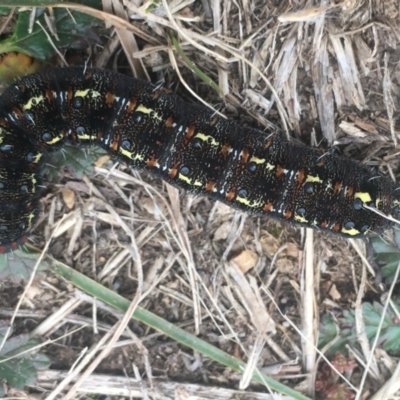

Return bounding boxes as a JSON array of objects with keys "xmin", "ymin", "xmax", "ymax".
[
  {"xmin": 325, "ymin": 181, "xmax": 333, "ymax": 192},
  {"xmin": 7, "ymin": 114, "xmax": 17, "ymax": 123},
  {"xmin": 24, "ymin": 113, "xmax": 35, "ymax": 125},
  {"xmin": 61, "ymin": 91, "xmax": 67, "ymax": 103},
  {"xmin": 102, "ymin": 136, "xmax": 111, "ymax": 146},
  {"xmin": 117, "ymin": 98, "xmax": 128, "ymax": 116}
]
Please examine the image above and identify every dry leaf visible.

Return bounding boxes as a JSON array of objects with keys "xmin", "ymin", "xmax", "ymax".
[
  {"xmin": 213, "ymin": 220, "xmax": 233, "ymax": 241},
  {"xmin": 24, "ymin": 285, "xmax": 44, "ymax": 301},
  {"xmin": 141, "ymin": 197, "xmax": 165, "ymax": 219},
  {"xmin": 259, "ymin": 234, "xmax": 279, "ymax": 256},
  {"xmin": 95, "ymin": 154, "xmax": 111, "ymax": 168},
  {"xmin": 286, "ymin": 242, "xmax": 299, "ymax": 258},
  {"xmin": 214, "ymin": 202, "xmax": 234, "ymax": 216},
  {"xmin": 329, "ymin": 283, "xmax": 341, "ymax": 300},
  {"xmin": 277, "ymin": 258, "xmax": 295, "ymax": 274},
  {"xmin": 230, "ymin": 249, "xmax": 258, "ymax": 273},
  {"xmin": 62, "ymin": 188, "xmax": 75, "ymax": 209}
]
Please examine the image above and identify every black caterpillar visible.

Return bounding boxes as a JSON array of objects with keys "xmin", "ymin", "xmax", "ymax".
[{"xmin": 0, "ymin": 67, "xmax": 399, "ymax": 253}]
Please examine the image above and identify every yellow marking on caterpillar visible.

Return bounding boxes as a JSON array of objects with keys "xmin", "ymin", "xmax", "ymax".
[
  {"xmin": 31, "ymin": 153, "xmax": 43, "ymax": 164},
  {"xmin": 375, "ymin": 198, "xmax": 382, "ymax": 208},
  {"xmin": 341, "ymin": 227, "xmax": 360, "ymax": 236},
  {"xmin": 135, "ymin": 104, "xmax": 162, "ymax": 121},
  {"xmin": 305, "ymin": 175, "xmax": 323, "ymax": 183},
  {"xmin": 44, "ymin": 134, "xmax": 64, "ymax": 145},
  {"xmin": 266, "ymin": 163, "xmax": 275, "ymax": 171},
  {"xmin": 178, "ymin": 174, "xmax": 203, "ymax": 186},
  {"xmin": 194, "ymin": 132, "xmax": 219, "ymax": 147},
  {"xmin": 27, "ymin": 176, "xmax": 37, "ymax": 193},
  {"xmin": 23, "ymin": 95, "xmax": 45, "ymax": 110},
  {"xmin": 119, "ymin": 148, "xmax": 144, "ymax": 161},
  {"xmin": 75, "ymin": 89, "xmax": 101, "ymax": 98},
  {"xmin": 236, "ymin": 196, "xmax": 263, "ymax": 208},
  {"xmin": 354, "ymin": 192, "xmax": 372, "ymax": 203},
  {"xmin": 394, "ymin": 200, "xmax": 400, "ymax": 206},
  {"xmin": 27, "ymin": 211, "xmax": 36, "ymax": 228},
  {"xmin": 250, "ymin": 156, "xmax": 266, "ymax": 164},
  {"xmin": 76, "ymin": 133, "xmax": 97, "ymax": 140},
  {"xmin": 294, "ymin": 215, "xmax": 308, "ymax": 223}
]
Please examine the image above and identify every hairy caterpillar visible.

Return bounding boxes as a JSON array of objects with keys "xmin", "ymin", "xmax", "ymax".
[{"xmin": 0, "ymin": 67, "xmax": 398, "ymax": 253}]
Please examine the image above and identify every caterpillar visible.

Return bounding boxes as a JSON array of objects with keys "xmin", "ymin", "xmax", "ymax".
[{"xmin": 0, "ymin": 66, "xmax": 398, "ymax": 253}]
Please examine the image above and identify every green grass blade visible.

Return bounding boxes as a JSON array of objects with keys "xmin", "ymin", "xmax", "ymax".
[
  {"xmin": 52, "ymin": 257, "xmax": 311, "ymax": 399},
  {"xmin": 170, "ymin": 33, "xmax": 223, "ymax": 96}
]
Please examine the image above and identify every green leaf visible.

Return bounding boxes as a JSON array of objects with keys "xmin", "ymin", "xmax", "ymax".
[
  {"xmin": 47, "ymin": 144, "xmax": 108, "ymax": 181},
  {"xmin": 319, "ymin": 314, "xmax": 338, "ymax": 346},
  {"xmin": 0, "ymin": 7, "xmax": 11, "ymax": 14},
  {"xmin": 380, "ymin": 325, "xmax": 400, "ymax": 353},
  {"xmin": 319, "ymin": 302, "xmax": 400, "ymax": 356},
  {"xmin": 371, "ymin": 236, "xmax": 400, "ymax": 284},
  {"xmin": 0, "ymin": 1, "xmax": 101, "ymax": 8},
  {"xmin": 318, "ymin": 314, "xmax": 349, "ymax": 355},
  {"xmin": 0, "ymin": 322, "xmax": 51, "ymax": 390},
  {"xmin": 0, "ymin": 248, "xmax": 49, "ymax": 282},
  {"xmin": 0, "ymin": 7, "xmax": 100, "ymax": 61}
]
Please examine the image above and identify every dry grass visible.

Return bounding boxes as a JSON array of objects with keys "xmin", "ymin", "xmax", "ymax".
[{"xmin": 1, "ymin": 0, "xmax": 400, "ymax": 398}]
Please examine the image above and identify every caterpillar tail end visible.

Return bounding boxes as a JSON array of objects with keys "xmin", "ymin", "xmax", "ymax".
[{"xmin": 0, "ymin": 235, "xmax": 28, "ymax": 254}]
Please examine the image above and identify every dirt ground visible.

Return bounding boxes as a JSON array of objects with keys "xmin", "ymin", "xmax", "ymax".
[{"xmin": 1, "ymin": 0, "xmax": 400, "ymax": 399}]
